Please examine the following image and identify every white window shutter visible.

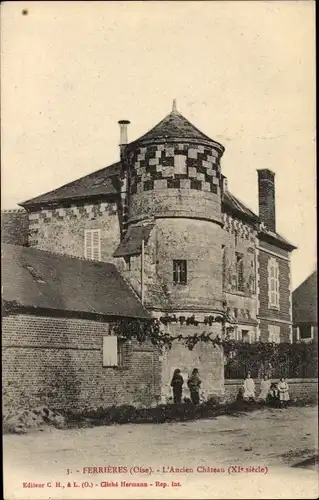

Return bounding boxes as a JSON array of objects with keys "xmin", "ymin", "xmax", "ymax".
[
  {"xmin": 268, "ymin": 325, "xmax": 273, "ymax": 342},
  {"xmin": 274, "ymin": 326, "xmax": 280, "ymax": 343},
  {"xmin": 84, "ymin": 229, "xmax": 101, "ymax": 261},
  {"xmin": 103, "ymin": 336, "xmax": 118, "ymax": 366}
]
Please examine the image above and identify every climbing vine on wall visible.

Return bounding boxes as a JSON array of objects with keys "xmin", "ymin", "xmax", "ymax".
[
  {"xmin": 111, "ymin": 317, "xmax": 225, "ymax": 351},
  {"xmin": 111, "ymin": 317, "xmax": 318, "ymax": 378}
]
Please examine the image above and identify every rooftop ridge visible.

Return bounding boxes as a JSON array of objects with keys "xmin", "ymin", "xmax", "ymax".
[
  {"xmin": 2, "ymin": 208, "xmax": 26, "ymax": 213},
  {"xmin": 2, "ymin": 243, "xmax": 115, "ymax": 266}
]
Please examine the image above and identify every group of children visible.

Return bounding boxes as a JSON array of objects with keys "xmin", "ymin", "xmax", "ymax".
[
  {"xmin": 171, "ymin": 368, "xmax": 291, "ymax": 408},
  {"xmin": 242, "ymin": 372, "xmax": 290, "ymax": 407}
]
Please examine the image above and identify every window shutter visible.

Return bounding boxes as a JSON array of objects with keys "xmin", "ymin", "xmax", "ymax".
[
  {"xmin": 173, "ymin": 262, "xmax": 178, "ymax": 283},
  {"xmin": 85, "ymin": 229, "xmax": 101, "ymax": 261},
  {"xmin": 268, "ymin": 325, "xmax": 273, "ymax": 342},
  {"xmin": 103, "ymin": 336, "xmax": 118, "ymax": 366},
  {"xmin": 85, "ymin": 231, "xmax": 92, "ymax": 260},
  {"xmin": 92, "ymin": 230, "xmax": 100, "ymax": 260}
]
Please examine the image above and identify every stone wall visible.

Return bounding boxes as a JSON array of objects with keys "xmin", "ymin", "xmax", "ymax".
[
  {"xmin": 2, "ymin": 313, "xmax": 161, "ymax": 412},
  {"xmin": 160, "ymin": 323, "xmax": 224, "ymax": 402},
  {"xmin": 224, "ymin": 378, "xmax": 318, "ymax": 403},
  {"xmin": 1, "ymin": 209, "xmax": 29, "ymax": 246},
  {"xmin": 222, "ymin": 212, "xmax": 258, "ymax": 340},
  {"xmin": 27, "ymin": 201, "xmax": 121, "ymax": 263},
  {"xmin": 118, "ymin": 218, "xmax": 224, "ymax": 312}
]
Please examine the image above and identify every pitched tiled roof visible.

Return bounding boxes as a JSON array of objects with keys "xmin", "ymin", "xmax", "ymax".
[
  {"xmin": 222, "ymin": 190, "xmax": 259, "ymax": 222},
  {"xmin": 2, "ymin": 243, "xmax": 149, "ymax": 319},
  {"xmin": 20, "ymin": 162, "xmax": 121, "ymax": 208},
  {"xmin": 128, "ymin": 109, "xmax": 224, "ymax": 151},
  {"xmin": 114, "ymin": 223, "xmax": 154, "ymax": 257},
  {"xmin": 259, "ymin": 228, "xmax": 296, "ymax": 251},
  {"xmin": 292, "ymin": 271, "xmax": 318, "ymax": 325},
  {"xmin": 222, "ymin": 190, "xmax": 296, "ymax": 251}
]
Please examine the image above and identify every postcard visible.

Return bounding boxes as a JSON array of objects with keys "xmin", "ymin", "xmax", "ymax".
[{"xmin": 1, "ymin": 1, "xmax": 317, "ymax": 499}]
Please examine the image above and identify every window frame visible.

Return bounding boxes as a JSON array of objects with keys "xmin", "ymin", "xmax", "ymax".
[
  {"xmin": 84, "ymin": 228, "xmax": 101, "ymax": 261},
  {"xmin": 102, "ymin": 336, "xmax": 126, "ymax": 368},
  {"xmin": 222, "ymin": 245, "xmax": 226, "ymax": 290},
  {"xmin": 173, "ymin": 259, "xmax": 187, "ymax": 285},
  {"xmin": 268, "ymin": 325, "xmax": 280, "ymax": 344},
  {"xmin": 299, "ymin": 324, "xmax": 312, "ymax": 340},
  {"xmin": 174, "ymin": 154, "xmax": 187, "ymax": 174},
  {"xmin": 235, "ymin": 252, "xmax": 244, "ymax": 292},
  {"xmin": 268, "ymin": 257, "xmax": 280, "ymax": 309},
  {"xmin": 241, "ymin": 329, "xmax": 251, "ymax": 344}
]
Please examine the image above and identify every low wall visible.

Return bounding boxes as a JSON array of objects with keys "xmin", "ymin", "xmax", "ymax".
[{"xmin": 224, "ymin": 378, "xmax": 318, "ymax": 403}]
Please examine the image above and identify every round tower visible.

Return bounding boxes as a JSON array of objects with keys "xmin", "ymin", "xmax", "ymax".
[{"xmin": 123, "ymin": 102, "xmax": 225, "ymax": 313}]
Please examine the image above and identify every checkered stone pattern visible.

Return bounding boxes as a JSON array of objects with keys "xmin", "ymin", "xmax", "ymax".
[
  {"xmin": 223, "ymin": 214, "xmax": 256, "ymax": 241},
  {"xmin": 28, "ymin": 202, "xmax": 117, "ymax": 246},
  {"xmin": 129, "ymin": 143, "xmax": 221, "ymax": 195}
]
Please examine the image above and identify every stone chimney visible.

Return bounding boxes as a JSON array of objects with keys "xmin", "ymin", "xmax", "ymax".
[
  {"xmin": 257, "ymin": 169, "xmax": 276, "ymax": 232},
  {"xmin": 118, "ymin": 120, "xmax": 130, "ymax": 155}
]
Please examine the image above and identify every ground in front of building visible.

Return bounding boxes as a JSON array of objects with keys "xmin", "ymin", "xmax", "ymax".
[{"xmin": 3, "ymin": 406, "xmax": 318, "ymax": 499}]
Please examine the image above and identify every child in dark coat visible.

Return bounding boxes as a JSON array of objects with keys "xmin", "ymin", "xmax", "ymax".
[
  {"xmin": 187, "ymin": 368, "xmax": 201, "ymax": 405},
  {"xmin": 170, "ymin": 369, "xmax": 184, "ymax": 404}
]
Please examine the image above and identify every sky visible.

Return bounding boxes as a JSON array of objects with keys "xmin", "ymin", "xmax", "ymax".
[{"xmin": 1, "ymin": 1, "xmax": 316, "ymax": 289}]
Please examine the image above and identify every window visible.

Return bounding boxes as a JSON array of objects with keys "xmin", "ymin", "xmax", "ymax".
[
  {"xmin": 174, "ymin": 155, "xmax": 187, "ymax": 174},
  {"xmin": 124, "ymin": 255, "xmax": 131, "ymax": 271},
  {"xmin": 222, "ymin": 245, "xmax": 226, "ymax": 290},
  {"xmin": 232, "ymin": 328, "xmax": 241, "ymax": 341},
  {"xmin": 268, "ymin": 325, "xmax": 280, "ymax": 344},
  {"xmin": 251, "ymin": 258, "xmax": 256, "ymax": 294},
  {"xmin": 299, "ymin": 325, "xmax": 312, "ymax": 339},
  {"xmin": 236, "ymin": 253, "xmax": 244, "ymax": 291},
  {"xmin": 103, "ymin": 336, "xmax": 125, "ymax": 367},
  {"xmin": 25, "ymin": 265, "xmax": 46, "ymax": 284},
  {"xmin": 173, "ymin": 260, "xmax": 187, "ymax": 284},
  {"xmin": 268, "ymin": 257, "xmax": 280, "ymax": 308},
  {"xmin": 242, "ymin": 330, "xmax": 251, "ymax": 343},
  {"xmin": 84, "ymin": 229, "xmax": 101, "ymax": 261}
]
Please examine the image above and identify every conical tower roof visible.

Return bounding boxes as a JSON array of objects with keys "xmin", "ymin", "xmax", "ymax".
[{"xmin": 129, "ymin": 101, "xmax": 224, "ymax": 151}]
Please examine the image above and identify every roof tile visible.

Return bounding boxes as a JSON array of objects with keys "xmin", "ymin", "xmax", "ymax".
[{"xmin": 2, "ymin": 243, "xmax": 149, "ymax": 319}]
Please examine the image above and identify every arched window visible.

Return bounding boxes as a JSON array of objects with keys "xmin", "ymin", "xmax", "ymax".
[{"xmin": 268, "ymin": 257, "xmax": 280, "ymax": 308}]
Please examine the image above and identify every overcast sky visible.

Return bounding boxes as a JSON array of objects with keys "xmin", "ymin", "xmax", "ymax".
[{"xmin": 1, "ymin": 1, "xmax": 316, "ymax": 289}]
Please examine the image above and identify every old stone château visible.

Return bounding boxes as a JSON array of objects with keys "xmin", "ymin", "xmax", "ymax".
[{"xmin": 3, "ymin": 102, "xmax": 297, "ymax": 403}]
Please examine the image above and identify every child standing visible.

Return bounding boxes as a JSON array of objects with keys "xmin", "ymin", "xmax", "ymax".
[
  {"xmin": 278, "ymin": 378, "xmax": 290, "ymax": 408},
  {"xmin": 170, "ymin": 369, "xmax": 184, "ymax": 404},
  {"xmin": 187, "ymin": 368, "xmax": 201, "ymax": 405}
]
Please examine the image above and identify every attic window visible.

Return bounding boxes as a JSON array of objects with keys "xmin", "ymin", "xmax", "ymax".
[{"xmin": 25, "ymin": 265, "xmax": 46, "ymax": 284}]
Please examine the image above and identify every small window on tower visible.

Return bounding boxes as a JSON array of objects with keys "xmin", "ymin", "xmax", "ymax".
[
  {"xmin": 173, "ymin": 260, "xmax": 187, "ymax": 284},
  {"xmin": 174, "ymin": 155, "xmax": 187, "ymax": 174}
]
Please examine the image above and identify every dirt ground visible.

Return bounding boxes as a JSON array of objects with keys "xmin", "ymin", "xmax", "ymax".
[{"xmin": 3, "ymin": 405, "xmax": 318, "ymax": 499}]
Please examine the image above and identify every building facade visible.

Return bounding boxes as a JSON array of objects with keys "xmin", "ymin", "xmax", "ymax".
[
  {"xmin": 2, "ymin": 243, "xmax": 160, "ymax": 412},
  {"xmin": 292, "ymin": 271, "xmax": 317, "ymax": 342},
  {"xmin": 16, "ymin": 102, "xmax": 296, "ymax": 398}
]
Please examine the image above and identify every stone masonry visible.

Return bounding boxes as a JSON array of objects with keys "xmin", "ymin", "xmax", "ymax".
[{"xmin": 2, "ymin": 313, "xmax": 161, "ymax": 411}]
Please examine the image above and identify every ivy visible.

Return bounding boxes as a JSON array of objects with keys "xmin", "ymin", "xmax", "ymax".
[
  {"xmin": 111, "ymin": 317, "xmax": 318, "ymax": 378},
  {"xmin": 111, "ymin": 318, "xmax": 224, "ymax": 351}
]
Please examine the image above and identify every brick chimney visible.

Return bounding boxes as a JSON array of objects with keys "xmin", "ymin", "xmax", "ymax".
[
  {"xmin": 118, "ymin": 120, "xmax": 130, "ymax": 156},
  {"xmin": 257, "ymin": 169, "xmax": 276, "ymax": 232}
]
